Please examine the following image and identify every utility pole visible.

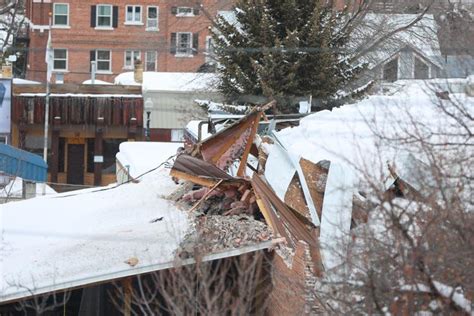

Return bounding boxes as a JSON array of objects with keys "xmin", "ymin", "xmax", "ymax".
[{"xmin": 42, "ymin": 14, "xmax": 52, "ymax": 195}]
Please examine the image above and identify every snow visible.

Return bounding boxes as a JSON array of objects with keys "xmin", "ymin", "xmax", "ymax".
[
  {"xmin": 319, "ymin": 162, "xmax": 356, "ymax": 270},
  {"xmin": 116, "ymin": 142, "xmax": 183, "ymax": 179},
  {"xmin": 185, "ymin": 120, "xmax": 225, "ymax": 141},
  {"xmin": 276, "ymin": 79, "xmax": 474, "ymax": 186},
  {"xmin": 18, "ymin": 93, "xmax": 142, "ymax": 98},
  {"xmin": 0, "ymin": 167, "xmax": 189, "ymax": 303},
  {"xmin": 264, "ymin": 143, "xmax": 296, "ymax": 201},
  {"xmin": 114, "ymin": 72, "xmax": 219, "ymax": 92},
  {"xmin": 194, "ymin": 99, "xmax": 248, "ymax": 114},
  {"xmin": 82, "ymin": 79, "xmax": 113, "ymax": 85},
  {"xmin": 12, "ymin": 78, "xmax": 41, "ymax": 85},
  {"xmin": 0, "ymin": 177, "xmax": 56, "ymax": 198}
]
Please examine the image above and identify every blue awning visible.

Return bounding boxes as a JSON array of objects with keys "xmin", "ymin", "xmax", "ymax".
[{"xmin": 0, "ymin": 144, "xmax": 48, "ymax": 182}]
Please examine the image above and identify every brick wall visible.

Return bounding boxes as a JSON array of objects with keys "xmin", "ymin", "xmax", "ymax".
[
  {"xmin": 26, "ymin": 0, "xmax": 233, "ymax": 84},
  {"xmin": 267, "ymin": 241, "xmax": 323, "ymax": 315}
]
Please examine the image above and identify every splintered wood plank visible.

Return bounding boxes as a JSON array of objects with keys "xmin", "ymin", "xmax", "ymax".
[
  {"xmin": 284, "ymin": 158, "xmax": 328, "ymax": 223},
  {"xmin": 284, "ymin": 174, "xmax": 311, "ymax": 221},
  {"xmin": 169, "ymin": 170, "xmax": 219, "ymax": 188},
  {"xmin": 237, "ymin": 112, "xmax": 261, "ymax": 176},
  {"xmin": 300, "ymin": 158, "xmax": 328, "ymax": 220}
]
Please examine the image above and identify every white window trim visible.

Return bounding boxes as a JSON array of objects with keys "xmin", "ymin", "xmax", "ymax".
[
  {"xmin": 205, "ymin": 35, "xmax": 214, "ymax": 62},
  {"xmin": 96, "ymin": 4, "xmax": 113, "ymax": 28},
  {"xmin": 53, "ymin": 3, "xmax": 69, "ymax": 27},
  {"xmin": 176, "ymin": 7, "xmax": 194, "ymax": 17},
  {"xmin": 413, "ymin": 54, "xmax": 431, "ymax": 79},
  {"xmin": 146, "ymin": 6, "xmax": 159, "ymax": 31},
  {"xmin": 123, "ymin": 50, "xmax": 141, "ymax": 70},
  {"xmin": 175, "ymin": 32, "xmax": 193, "ymax": 57},
  {"xmin": 145, "ymin": 50, "xmax": 157, "ymax": 71},
  {"xmin": 53, "ymin": 48, "xmax": 68, "ymax": 71},
  {"xmin": 96, "ymin": 50, "xmax": 112, "ymax": 73},
  {"xmin": 124, "ymin": 5, "xmax": 143, "ymax": 25}
]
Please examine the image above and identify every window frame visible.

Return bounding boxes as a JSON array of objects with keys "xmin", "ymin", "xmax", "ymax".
[
  {"xmin": 124, "ymin": 50, "xmax": 141, "ymax": 69},
  {"xmin": 176, "ymin": 7, "xmax": 194, "ymax": 17},
  {"xmin": 146, "ymin": 6, "xmax": 159, "ymax": 31},
  {"xmin": 176, "ymin": 32, "xmax": 193, "ymax": 56},
  {"xmin": 95, "ymin": 49, "xmax": 112, "ymax": 73},
  {"xmin": 382, "ymin": 56, "xmax": 399, "ymax": 82},
  {"xmin": 205, "ymin": 35, "xmax": 215, "ymax": 62},
  {"xmin": 413, "ymin": 55, "xmax": 431, "ymax": 79},
  {"xmin": 125, "ymin": 5, "xmax": 143, "ymax": 25},
  {"xmin": 145, "ymin": 50, "xmax": 157, "ymax": 71},
  {"xmin": 53, "ymin": 3, "xmax": 69, "ymax": 27},
  {"xmin": 96, "ymin": 4, "xmax": 113, "ymax": 28},
  {"xmin": 53, "ymin": 48, "xmax": 68, "ymax": 71}
]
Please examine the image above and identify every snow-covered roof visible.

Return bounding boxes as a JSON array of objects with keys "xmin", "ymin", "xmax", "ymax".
[
  {"xmin": 114, "ymin": 72, "xmax": 219, "ymax": 92},
  {"xmin": 274, "ymin": 78, "xmax": 473, "ymax": 270},
  {"xmin": 82, "ymin": 79, "xmax": 113, "ymax": 85},
  {"xmin": 12, "ymin": 78, "xmax": 41, "ymax": 85},
  {"xmin": 276, "ymin": 78, "xmax": 473, "ymax": 185},
  {"xmin": 351, "ymin": 14, "xmax": 443, "ymax": 69},
  {"xmin": 0, "ymin": 168, "xmax": 189, "ymax": 303},
  {"xmin": 18, "ymin": 93, "xmax": 142, "ymax": 98},
  {"xmin": 116, "ymin": 141, "xmax": 183, "ymax": 179}
]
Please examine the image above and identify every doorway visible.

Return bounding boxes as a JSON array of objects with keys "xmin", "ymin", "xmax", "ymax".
[{"xmin": 67, "ymin": 144, "xmax": 85, "ymax": 184}]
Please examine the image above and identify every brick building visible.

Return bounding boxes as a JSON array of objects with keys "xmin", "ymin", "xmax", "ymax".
[{"xmin": 24, "ymin": 0, "xmax": 232, "ymax": 84}]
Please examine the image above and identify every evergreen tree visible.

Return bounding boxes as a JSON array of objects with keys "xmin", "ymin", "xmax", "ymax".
[{"xmin": 211, "ymin": 0, "xmax": 365, "ymax": 112}]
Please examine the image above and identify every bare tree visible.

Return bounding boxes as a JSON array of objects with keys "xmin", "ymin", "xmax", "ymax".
[
  {"xmin": 0, "ymin": 0, "xmax": 26, "ymax": 63},
  {"xmin": 110, "ymin": 250, "xmax": 272, "ymax": 316},
  {"xmin": 314, "ymin": 79, "xmax": 474, "ymax": 314}
]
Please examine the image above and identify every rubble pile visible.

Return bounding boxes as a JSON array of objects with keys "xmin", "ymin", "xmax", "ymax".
[{"xmin": 177, "ymin": 215, "xmax": 272, "ymax": 259}]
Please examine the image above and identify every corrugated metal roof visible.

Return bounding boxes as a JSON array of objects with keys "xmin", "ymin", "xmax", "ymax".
[{"xmin": 0, "ymin": 144, "xmax": 48, "ymax": 182}]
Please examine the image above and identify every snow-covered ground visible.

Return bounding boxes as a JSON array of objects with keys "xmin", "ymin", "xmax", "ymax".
[
  {"xmin": 0, "ymin": 177, "xmax": 56, "ymax": 198},
  {"xmin": 0, "ymin": 167, "xmax": 188, "ymax": 303}
]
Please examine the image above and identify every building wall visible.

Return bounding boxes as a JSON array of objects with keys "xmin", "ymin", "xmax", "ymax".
[
  {"xmin": 146, "ymin": 90, "xmax": 224, "ymax": 129},
  {"xmin": 25, "ymin": 0, "xmax": 233, "ymax": 84}
]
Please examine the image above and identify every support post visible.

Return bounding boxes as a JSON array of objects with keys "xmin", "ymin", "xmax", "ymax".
[
  {"xmin": 128, "ymin": 117, "xmax": 137, "ymax": 141},
  {"xmin": 94, "ymin": 117, "xmax": 104, "ymax": 186},
  {"xmin": 123, "ymin": 278, "xmax": 132, "ymax": 316},
  {"xmin": 50, "ymin": 116, "xmax": 60, "ymax": 183}
]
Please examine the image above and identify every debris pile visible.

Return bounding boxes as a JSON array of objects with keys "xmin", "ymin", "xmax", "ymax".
[{"xmin": 168, "ymin": 100, "xmax": 406, "ymax": 274}]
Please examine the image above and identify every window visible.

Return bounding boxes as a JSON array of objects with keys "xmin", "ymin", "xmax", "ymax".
[
  {"xmin": 146, "ymin": 6, "xmax": 158, "ymax": 30},
  {"xmin": 95, "ymin": 50, "xmax": 111, "ymax": 72},
  {"xmin": 53, "ymin": 49, "xmax": 67, "ymax": 71},
  {"xmin": 124, "ymin": 50, "xmax": 140, "ymax": 69},
  {"xmin": 97, "ymin": 4, "xmax": 112, "ymax": 27},
  {"xmin": 125, "ymin": 5, "xmax": 142, "ymax": 24},
  {"xmin": 53, "ymin": 3, "xmax": 69, "ymax": 26},
  {"xmin": 177, "ymin": 32, "xmax": 192, "ymax": 55},
  {"xmin": 205, "ymin": 36, "xmax": 215, "ymax": 62},
  {"xmin": 0, "ymin": 136, "xmax": 7, "ymax": 144},
  {"xmin": 171, "ymin": 129, "xmax": 185, "ymax": 142},
  {"xmin": 383, "ymin": 57, "xmax": 398, "ymax": 82},
  {"xmin": 102, "ymin": 139, "xmax": 126, "ymax": 174},
  {"xmin": 414, "ymin": 56, "xmax": 429, "ymax": 79},
  {"xmin": 177, "ymin": 7, "xmax": 193, "ymax": 16},
  {"xmin": 145, "ymin": 51, "xmax": 157, "ymax": 71}
]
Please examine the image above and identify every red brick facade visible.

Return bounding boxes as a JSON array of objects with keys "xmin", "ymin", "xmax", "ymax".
[{"xmin": 25, "ymin": 0, "xmax": 232, "ymax": 84}]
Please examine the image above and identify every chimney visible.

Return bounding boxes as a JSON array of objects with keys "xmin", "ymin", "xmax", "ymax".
[{"xmin": 134, "ymin": 59, "xmax": 143, "ymax": 84}]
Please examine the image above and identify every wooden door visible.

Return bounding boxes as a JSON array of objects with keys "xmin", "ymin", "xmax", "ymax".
[{"xmin": 67, "ymin": 144, "xmax": 85, "ymax": 184}]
